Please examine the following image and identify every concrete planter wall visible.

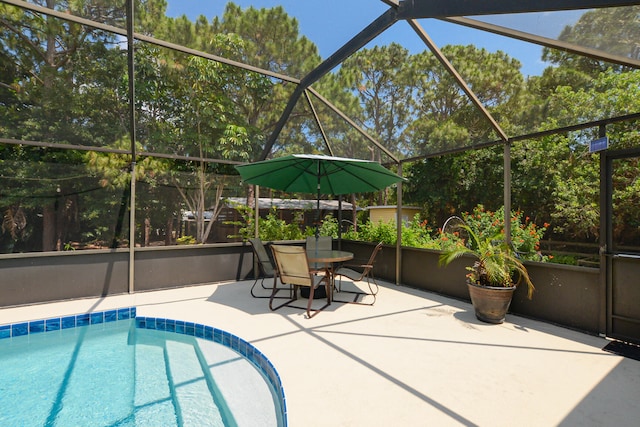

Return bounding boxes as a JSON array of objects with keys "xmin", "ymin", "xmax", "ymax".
[
  {"xmin": 0, "ymin": 250, "xmax": 129, "ymax": 306},
  {"xmin": 0, "ymin": 243, "xmax": 255, "ymax": 308},
  {"xmin": 342, "ymin": 240, "xmax": 601, "ymax": 335},
  {"xmin": 1, "ymin": 239, "xmax": 602, "ymax": 336},
  {"xmin": 133, "ymin": 244, "xmax": 254, "ymax": 291},
  {"xmin": 511, "ymin": 261, "xmax": 600, "ymax": 333}
]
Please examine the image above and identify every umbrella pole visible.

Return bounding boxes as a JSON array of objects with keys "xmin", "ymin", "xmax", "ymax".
[
  {"xmin": 338, "ymin": 196, "xmax": 342, "ymax": 250},
  {"xmin": 254, "ymin": 185, "xmax": 259, "ymax": 238},
  {"xmin": 316, "ymin": 161, "xmax": 320, "ymax": 239}
]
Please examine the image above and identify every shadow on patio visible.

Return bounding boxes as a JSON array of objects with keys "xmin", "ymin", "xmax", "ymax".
[{"xmin": 169, "ymin": 279, "xmax": 640, "ymax": 426}]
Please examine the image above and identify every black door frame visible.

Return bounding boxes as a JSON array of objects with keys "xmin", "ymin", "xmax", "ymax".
[{"xmin": 601, "ymin": 144, "xmax": 640, "ymax": 343}]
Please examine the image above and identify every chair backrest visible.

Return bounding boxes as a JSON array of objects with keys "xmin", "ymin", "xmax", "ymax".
[
  {"xmin": 345, "ymin": 242, "xmax": 383, "ymax": 280},
  {"xmin": 271, "ymin": 245, "xmax": 313, "ymax": 287},
  {"xmin": 306, "ymin": 236, "xmax": 332, "ymax": 251},
  {"xmin": 365, "ymin": 242, "xmax": 384, "ymax": 270},
  {"xmin": 249, "ymin": 238, "xmax": 275, "ymax": 277}
]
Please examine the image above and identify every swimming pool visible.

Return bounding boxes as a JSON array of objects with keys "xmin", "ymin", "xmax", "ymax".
[{"xmin": 0, "ymin": 308, "xmax": 286, "ymax": 426}]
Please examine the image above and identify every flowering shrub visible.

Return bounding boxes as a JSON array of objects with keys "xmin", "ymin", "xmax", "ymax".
[
  {"xmin": 460, "ymin": 205, "xmax": 549, "ymax": 261},
  {"xmin": 402, "ymin": 215, "xmax": 437, "ymax": 248},
  {"xmin": 426, "ymin": 228, "xmax": 467, "ymax": 252}
]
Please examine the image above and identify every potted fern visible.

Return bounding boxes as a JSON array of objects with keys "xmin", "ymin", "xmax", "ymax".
[{"xmin": 439, "ymin": 224, "xmax": 535, "ymax": 324}]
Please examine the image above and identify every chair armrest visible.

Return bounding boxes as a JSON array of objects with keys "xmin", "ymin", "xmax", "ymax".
[{"xmin": 339, "ymin": 263, "xmax": 372, "ymax": 269}]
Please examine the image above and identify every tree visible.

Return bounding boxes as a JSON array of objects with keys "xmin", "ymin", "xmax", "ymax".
[
  {"xmin": 210, "ymin": 3, "xmax": 336, "ymax": 214},
  {"xmin": 542, "ymin": 6, "xmax": 640, "ymax": 75},
  {"xmin": 137, "ymin": 51, "xmax": 251, "ymax": 244},
  {"xmin": 338, "ymin": 44, "xmax": 412, "ymax": 159},
  {"xmin": 540, "ymin": 70, "xmax": 640, "ymax": 242},
  {"xmin": 402, "ymin": 45, "xmax": 526, "ymax": 225},
  {"xmin": 531, "ymin": 6, "xmax": 640, "ymax": 108},
  {"xmin": 336, "ymin": 44, "xmax": 413, "ymax": 206},
  {"xmin": 211, "ymin": 3, "xmax": 322, "ymax": 156},
  {"xmin": 0, "ymin": 0, "xmax": 128, "ymax": 251},
  {"xmin": 406, "ymin": 45, "xmax": 525, "ymax": 156}
]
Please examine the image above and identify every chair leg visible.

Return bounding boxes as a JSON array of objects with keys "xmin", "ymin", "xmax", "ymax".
[
  {"xmin": 269, "ymin": 278, "xmax": 298, "ymax": 311},
  {"xmin": 253, "ymin": 276, "xmax": 292, "ymax": 299},
  {"xmin": 250, "ymin": 277, "xmax": 260, "ymax": 297},
  {"xmin": 251, "ymin": 277, "xmax": 269, "ymax": 298},
  {"xmin": 306, "ymin": 285, "xmax": 314, "ymax": 318},
  {"xmin": 305, "ymin": 279, "xmax": 332, "ymax": 318},
  {"xmin": 365, "ymin": 273, "xmax": 380, "ymax": 296},
  {"xmin": 270, "ymin": 278, "xmax": 331, "ymax": 318},
  {"xmin": 325, "ymin": 276, "xmax": 332, "ymax": 304},
  {"xmin": 333, "ymin": 273, "xmax": 377, "ymax": 305}
]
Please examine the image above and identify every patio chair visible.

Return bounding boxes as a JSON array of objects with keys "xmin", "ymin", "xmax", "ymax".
[
  {"xmin": 248, "ymin": 238, "xmax": 293, "ymax": 299},
  {"xmin": 270, "ymin": 245, "xmax": 331, "ymax": 318},
  {"xmin": 248, "ymin": 238, "xmax": 275, "ymax": 297},
  {"xmin": 333, "ymin": 242, "xmax": 383, "ymax": 305}
]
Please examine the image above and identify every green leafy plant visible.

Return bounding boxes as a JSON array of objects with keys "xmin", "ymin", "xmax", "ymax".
[
  {"xmin": 226, "ymin": 205, "xmax": 304, "ymax": 241},
  {"xmin": 439, "ymin": 225, "xmax": 535, "ymax": 299},
  {"xmin": 304, "ymin": 214, "xmax": 339, "ymax": 238},
  {"xmin": 547, "ymin": 253, "xmax": 578, "ymax": 265},
  {"xmin": 341, "ymin": 215, "xmax": 436, "ymax": 247},
  {"xmin": 260, "ymin": 207, "xmax": 304, "ymax": 241},
  {"xmin": 355, "ymin": 220, "xmax": 398, "ymax": 245},
  {"xmin": 177, "ymin": 235, "xmax": 196, "ymax": 245},
  {"xmin": 342, "ymin": 207, "xmax": 548, "ymax": 260},
  {"xmin": 401, "ymin": 215, "xmax": 436, "ymax": 248}
]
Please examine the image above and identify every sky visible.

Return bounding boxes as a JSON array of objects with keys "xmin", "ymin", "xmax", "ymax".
[{"xmin": 165, "ymin": 0, "xmax": 584, "ymax": 77}]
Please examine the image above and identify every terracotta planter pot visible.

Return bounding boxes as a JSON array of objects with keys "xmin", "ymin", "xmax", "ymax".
[{"xmin": 467, "ymin": 281, "xmax": 516, "ymax": 324}]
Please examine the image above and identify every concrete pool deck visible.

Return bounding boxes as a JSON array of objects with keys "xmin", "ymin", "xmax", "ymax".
[{"xmin": 2, "ymin": 279, "xmax": 639, "ymax": 426}]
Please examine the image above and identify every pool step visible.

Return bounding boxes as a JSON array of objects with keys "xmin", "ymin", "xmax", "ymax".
[
  {"xmin": 165, "ymin": 339, "xmax": 226, "ymax": 426},
  {"xmin": 132, "ymin": 328, "xmax": 278, "ymax": 426},
  {"xmin": 195, "ymin": 339, "xmax": 278, "ymax": 426},
  {"xmin": 132, "ymin": 328, "xmax": 227, "ymax": 426},
  {"xmin": 134, "ymin": 336, "xmax": 178, "ymax": 425}
]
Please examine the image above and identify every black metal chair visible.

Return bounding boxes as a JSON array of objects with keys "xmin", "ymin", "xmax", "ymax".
[{"xmin": 248, "ymin": 238, "xmax": 290, "ymax": 299}]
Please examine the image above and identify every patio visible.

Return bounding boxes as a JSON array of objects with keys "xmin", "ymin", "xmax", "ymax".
[{"xmin": 2, "ymin": 279, "xmax": 638, "ymax": 426}]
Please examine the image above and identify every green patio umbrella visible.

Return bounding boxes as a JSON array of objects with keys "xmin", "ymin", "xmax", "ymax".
[
  {"xmin": 235, "ymin": 154, "xmax": 404, "ymax": 195},
  {"xmin": 235, "ymin": 154, "xmax": 405, "ymax": 235}
]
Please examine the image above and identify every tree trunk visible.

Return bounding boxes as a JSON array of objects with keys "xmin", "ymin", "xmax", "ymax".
[
  {"xmin": 144, "ymin": 217, "xmax": 150, "ymax": 247},
  {"xmin": 42, "ymin": 204, "xmax": 56, "ymax": 252},
  {"xmin": 247, "ymin": 185, "xmax": 255, "ymax": 210},
  {"xmin": 165, "ymin": 217, "xmax": 173, "ymax": 245},
  {"xmin": 55, "ymin": 201, "xmax": 63, "ymax": 251}
]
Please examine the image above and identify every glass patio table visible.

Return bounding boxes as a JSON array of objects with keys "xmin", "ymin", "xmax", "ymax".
[{"xmin": 306, "ymin": 250, "xmax": 354, "ymax": 301}]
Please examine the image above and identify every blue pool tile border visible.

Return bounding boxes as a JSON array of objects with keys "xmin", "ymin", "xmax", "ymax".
[
  {"xmin": 0, "ymin": 308, "xmax": 287, "ymax": 427},
  {"xmin": 0, "ymin": 307, "xmax": 136, "ymax": 339}
]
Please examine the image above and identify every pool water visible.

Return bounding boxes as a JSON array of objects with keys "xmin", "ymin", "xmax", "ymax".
[{"xmin": 0, "ymin": 316, "xmax": 284, "ymax": 426}]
